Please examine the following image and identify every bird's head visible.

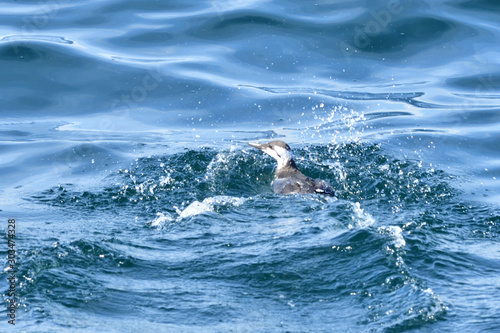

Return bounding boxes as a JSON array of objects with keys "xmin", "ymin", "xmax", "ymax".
[{"xmin": 248, "ymin": 140, "xmax": 294, "ymax": 169}]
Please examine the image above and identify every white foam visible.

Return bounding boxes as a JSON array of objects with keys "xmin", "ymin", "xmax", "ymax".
[
  {"xmin": 349, "ymin": 202, "xmax": 375, "ymax": 229},
  {"xmin": 150, "ymin": 212, "xmax": 174, "ymax": 227},
  {"xmin": 379, "ymin": 225, "xmax": 406, "ymax": 248},
  {"xmin": 205, "ymin": 152, "xmax": 228, "ymax": 180},
  {"xmin": 423, "ymin": 288, "xmax": 434, "ymax": 295},
  {"xmin": 379, "ymin": 164, "xmax": 390, "ymax": 172},
  {"xmin": 159, "ymin": 174, "xmax": 174, "ymax": 186},
  {"xmin": 175, "ymin": 201, "xmax": 212, "ymax": 220},
  {"xmin": 174, "ymin": 196, "xmax": 246, "ymax": 221}
]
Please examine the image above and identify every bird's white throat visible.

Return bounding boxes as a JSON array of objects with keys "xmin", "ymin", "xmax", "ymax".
[{"xmin": 264, "ymin": 146, "xmax": 293, "ymax": 170}]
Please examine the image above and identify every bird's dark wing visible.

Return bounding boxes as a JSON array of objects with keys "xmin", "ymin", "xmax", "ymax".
[{"xmin": 272, "ymin": 178, "xmax": 315, "ymax": 194}]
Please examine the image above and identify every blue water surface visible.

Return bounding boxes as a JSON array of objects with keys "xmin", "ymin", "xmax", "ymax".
[{"xmin": 1, "ymin": 0, "xmax": 500, "ymax": 332}]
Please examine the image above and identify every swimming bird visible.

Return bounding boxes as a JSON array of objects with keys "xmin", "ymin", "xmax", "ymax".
[{"xmin": 248, "ymin": 140, "xmax": 334, "ymax": 196}]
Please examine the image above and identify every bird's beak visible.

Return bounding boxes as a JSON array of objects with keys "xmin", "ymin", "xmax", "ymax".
[{"xmin": 248, "ymin": 142, "xmax": 269, "ymax": 150}]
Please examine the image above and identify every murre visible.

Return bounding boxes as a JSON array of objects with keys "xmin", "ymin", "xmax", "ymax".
[{"xmin": 248, "ymin": 140, "xmax": 334, "ymax": 196}]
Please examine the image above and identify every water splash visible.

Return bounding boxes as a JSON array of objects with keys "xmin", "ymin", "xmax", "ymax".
[
  {"xmin": 379, "ymin": 225, "xmax": 406, "ymax": 249},
  {"xmin": 350, "ymin": 202, "xmax": 375, "ymax": 229},
  {"xmin": 148, "ymin": 195, "xmax": 248, "ymax": 225}
]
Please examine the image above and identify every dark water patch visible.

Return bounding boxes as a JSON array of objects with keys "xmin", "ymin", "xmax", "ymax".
[
  {"xmin": 0, "ymin": 43, "xmax": 45, "ymax": 62},
  {"xmin": 213, "ymin": 12, "xmax": 288, "ymax": 30},
  {"xmin": 446, "ymin": 73, "xmax": 500, "ymax": 92},
  {"xmin": 0, "ymin": 130, "xmax": 31, "ymax": 138},
  {"xmin": 99, "ymin": 0, "xmax": 197, "ymax": 14},
  {"xmin": 453, "ymin": 0, "xmax": 500, "ymax": 11},
  {"xmin": 346, "ymin": 16, "xmax": 453, "ymax": 55},
  {"xmin": 124, "ymin": 30, "xmax": 173, "ymax": 43},
  {"xmin": 395, "ymin": 17, "xmax": 453, "ymax": 43}
]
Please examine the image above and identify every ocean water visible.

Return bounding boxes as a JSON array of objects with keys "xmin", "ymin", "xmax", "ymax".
[{"xmin": 1, "ymin": 0, "xmax": 500, "ymax": 332}]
